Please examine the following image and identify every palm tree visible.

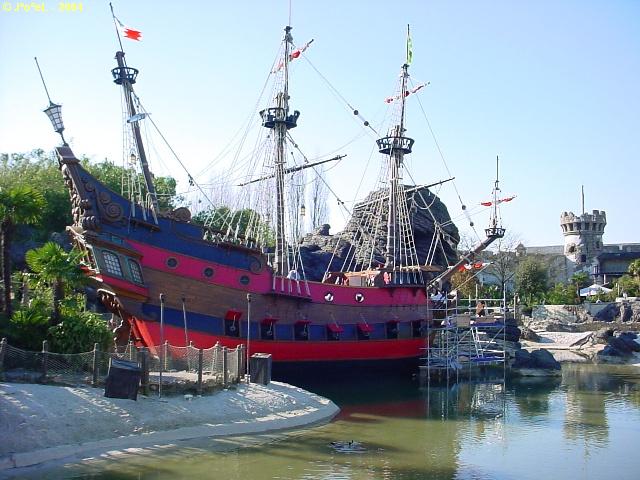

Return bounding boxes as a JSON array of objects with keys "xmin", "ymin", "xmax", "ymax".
[
  {"xmin": 0, "ymin": 186, "xmax": 45, "ymax": 320},
  {"xmin": 25, "ymin": 242, "xmax": 86, "ymax": 325}
]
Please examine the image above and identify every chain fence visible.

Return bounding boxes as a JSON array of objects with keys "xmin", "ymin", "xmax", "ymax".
[{"xmin": 0, "ymin": 338, "xmax": 246, "ymax": 395}]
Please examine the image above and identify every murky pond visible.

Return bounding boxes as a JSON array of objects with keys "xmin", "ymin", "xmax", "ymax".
[{"xmin": 24, "ymin": 364, "xmax": 640, "ymax": 479}]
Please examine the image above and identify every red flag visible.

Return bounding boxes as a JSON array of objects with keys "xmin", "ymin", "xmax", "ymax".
[{"xmin": 115, "ymin": 17, "xmax": 142, "ymax": 41}]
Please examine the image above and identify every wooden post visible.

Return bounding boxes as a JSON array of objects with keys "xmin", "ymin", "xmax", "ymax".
[
  {"xmin": 237, "ymin": 345, "xmax": 244, "ymax": 384},
  {"xmin": 0, "ymin": 338, "xmax": 7, "ymax": 380},
  {"xmin": 222, "ymin": 346, "xmax": 228, "ymax": 387},
  {"xmin": 91, "ymin": 342, "xmax": 100, "ymax": 387},
  {"xmin": 163, "ymin": 340, "xmax": 169, "ymax": 371},
  {"xmin": 41, "ymin": 340, "xmax": 49, "ymax": 379},
  {"xmin": 138, "ymin": 347, "xmax": 149, "ymax": 396},
  {"xmin": 140, "ymin": 347, "xmax": 150, "ymax": 395},
  {"xmin": 197, "ymin": 348, "xmax": 203, "ymax": 395}
]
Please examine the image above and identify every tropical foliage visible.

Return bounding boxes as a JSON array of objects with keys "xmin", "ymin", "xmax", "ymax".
[
  {"xmin": 25, "ymin": 242, "xmax": 87, "ymax": 325},
  {"xmin": 7, "ymin": 244, "xmax": 111, "ymax": 353},
  {"xmin": 0, "ymin": 185, "xmax": 46, "ymax": 320}
]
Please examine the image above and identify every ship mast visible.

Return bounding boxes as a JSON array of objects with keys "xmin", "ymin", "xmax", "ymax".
[
  {"xmin": 486, "ymin": 155, "xmax": 505, "ymax": 238},
  {"xmin": 260, "ymin": 26, "xmax": 300, "ymax": 276},
  {"xmin": 377, "ymin": 64, "xmax": 414, "ymax": 271},
  {"xmin": 111, "ymin": 52, "xmax": 159, "ymax": 221}
]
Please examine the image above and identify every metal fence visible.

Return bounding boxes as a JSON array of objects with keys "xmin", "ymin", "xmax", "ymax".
[{"xmin": 0, "ymin": 338, "xmax": 245, "ymax": 394}]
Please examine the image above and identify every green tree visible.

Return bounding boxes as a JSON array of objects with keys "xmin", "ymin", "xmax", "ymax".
[
  {"xmin": 25, "ymin": 242, "xmax": 87, "ymax": 325},
  {"xmin": 0, "ymin": 150, "xmax": 72, "ymax": 239},
  {"xmin": 616, "ymin": 274, "xmax": 640, "ymax": 297},
  {"xmin": 84, "ymin": 159, "xmax": 181, "ymax": 211},
  {"xmin": 515, "ymin": 257, "xmax": 548, "ymax": 305},
  {"xmin": 546, "ymin": 282, "xmax": 576, "ymax": 305},
  {"xmin": 450, "ymin": 268, "xmax": 479, "ymax": 299},
  {"xmin": 193, "ymin": 206, "xmax": 275, "ymax": 245},
  {"xmin": 0, "ymin": 185, "xmax": 45, "ymax": 319},
  {"xmin": 628, "ymin": 259, "xmax": 640, "ymax": 279}
]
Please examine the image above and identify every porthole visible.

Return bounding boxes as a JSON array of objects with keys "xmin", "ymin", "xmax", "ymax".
[
  {"xmin": 166, "ymin": 257, "xmax": 178, "ymax": 268},
  {"xmin": 324, "ymin": 292, "xmax": 334, "ymax": 302},
  {"xmin": 240, "ymin": 275, "xmax": 250, "ymax": 285},
  {"xmin": 355, "ymin": 293, "xmax": 365, "ymax": 303},
  {"xmin": 203, "ymin": 267, "xmax": 214, "ymax": 278}
]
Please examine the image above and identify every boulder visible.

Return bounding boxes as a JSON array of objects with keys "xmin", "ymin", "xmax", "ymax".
[
  {"xmin": 529, "ymin": 349, "xmax": 562, "ymax": 370},
  {"xmin": 593, "ymin": 328, "xmax": 614, "ymax": 344},
  {"xmin": 594, "ymin": 303, "xmax": 619, "ymax": 322},
  {"xmin": 520, "ymin": 325, "xmax": 541, "ymax": 342},
  {"xmin": 513, "ymin": 349, "xmax": 534, "ymax": 368},
  {"xmin": 617, "ymin": 332, "xmax": 640, "ymax": 352}
]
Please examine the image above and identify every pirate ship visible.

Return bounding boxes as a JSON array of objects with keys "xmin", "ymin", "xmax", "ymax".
[{"xmin": 45, "ymin": 22, "xmax": 505, "ymax": 377}]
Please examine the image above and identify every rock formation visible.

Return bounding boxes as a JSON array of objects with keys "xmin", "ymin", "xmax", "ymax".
[{"xmin": 298, "ymin": 185, "xmax": 460, "ymax": 281}]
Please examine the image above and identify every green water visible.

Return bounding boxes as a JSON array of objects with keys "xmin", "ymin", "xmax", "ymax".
[{"xmin": 28, "ymin": 364, "xmax": 640, "ymax": 479}]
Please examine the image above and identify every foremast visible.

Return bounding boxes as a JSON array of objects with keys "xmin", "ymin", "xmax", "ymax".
[
  {"xmin": 260, "ymin": 26, "xmax": 300, "ymax": 276},
  {"xmin": 111, "ymin": 52, "xmax": 159, "ymax": 222}
]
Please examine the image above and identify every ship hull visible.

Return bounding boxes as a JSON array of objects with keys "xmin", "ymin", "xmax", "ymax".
[{"xmin": 57, "ymin": 146, "xmax": 432, "ymax": 379}]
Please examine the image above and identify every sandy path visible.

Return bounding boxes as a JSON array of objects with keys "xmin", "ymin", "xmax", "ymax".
[{"xmin": 0, "ymin": 381, "xmax": 338, "ymax": 472}]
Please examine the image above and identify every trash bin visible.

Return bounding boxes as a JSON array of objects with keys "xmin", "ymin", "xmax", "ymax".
[
  {"xmin": 104, "ymin": 358, "xmax": 141, "ymax": 400},
  {"xmin": 250, "ymin": 353, "xmax": 272, "ymax": 385}
]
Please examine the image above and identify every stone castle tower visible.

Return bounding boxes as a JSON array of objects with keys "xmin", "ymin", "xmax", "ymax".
[{"xmin": 560, "ymin": 209, "xmax": 606, "ymax": 266}]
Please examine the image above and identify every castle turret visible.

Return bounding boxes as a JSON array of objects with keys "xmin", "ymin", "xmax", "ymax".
[{"xmin": 560, "ymin": 209, "xmax": 606, "ymax": 265}]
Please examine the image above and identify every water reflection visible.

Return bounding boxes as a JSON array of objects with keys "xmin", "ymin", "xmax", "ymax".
[{"xmin": 20, "ymin": 365, "xmax": 640, "ymax": 480}]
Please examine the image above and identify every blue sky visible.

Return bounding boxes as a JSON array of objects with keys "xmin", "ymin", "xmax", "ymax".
[{"xmin": 1, "ymin": 0, "xmax": 638, "ymax": 247}]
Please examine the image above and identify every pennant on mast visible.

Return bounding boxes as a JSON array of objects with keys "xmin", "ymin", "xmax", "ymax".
[
  {"xmin": 406, "ymin": 24, "xmax": 413, "ymax": 65},
  {"xmin": 115, "ymin": 17, "xmax": 142, "ymax": 41}
]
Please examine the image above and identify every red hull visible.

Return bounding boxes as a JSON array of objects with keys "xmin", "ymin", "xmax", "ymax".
[{"xmin": 135, "ymin": 319, "xmax": 427, "ymax": 363}]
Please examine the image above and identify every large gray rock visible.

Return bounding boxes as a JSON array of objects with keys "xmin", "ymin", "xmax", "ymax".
[
  {"xmin": 594, "ymin": 303, "xmax": 619, "ymax": 322},
  {"xmin": 520, "ymin": 325, "xmax": 541, "ymax": 342},
  {"xmin": 513, "ymin": 348, "xmax": 561, "ymax": 370},
  {"xmin": 299, "ymin": 186, "xmax": 460, "ymax": 281},
  {"xmin": 593, "ymin": 327, "xmax": 614, "ymax": 344},
  {"xmin": 529, "ymin": 349, "xmax": 562, "ymax": 370}
]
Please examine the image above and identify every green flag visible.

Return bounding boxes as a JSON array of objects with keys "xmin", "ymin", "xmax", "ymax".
[{"xmin": 406, "ymin": 25, "xmax": 413, "ymax": 65}]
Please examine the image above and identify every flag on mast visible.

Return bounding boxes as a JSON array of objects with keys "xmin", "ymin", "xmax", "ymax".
[
  {"xmin": 115, "ymin": 17, "xmax": 142, "ymax": 41},
  {"xmin": 406, "ymin": 24, "xmax": 413, "ymax": 65}
]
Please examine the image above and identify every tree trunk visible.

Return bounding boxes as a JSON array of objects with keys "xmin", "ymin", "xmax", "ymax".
[
  {"xmin": 51, "ymin": 277, "xmax": 64, "ymax": 326},
  {"xmin": 1, "ymin": 220, "xmax": 14, "ymax": 319}
]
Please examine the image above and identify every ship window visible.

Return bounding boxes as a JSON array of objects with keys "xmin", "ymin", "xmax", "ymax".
[
  {"xmin": 203, "ymin": 267, "xmax": 214, "ymax": 278},
  {"xmin": 240, "ymin": 275, "xmax": 250, "ymax": 285},
  {"xmin": 102, "ymin": 250, "xmax": 123, "ymax": 277},
  {"xmin": 324, "ymin": 292, "xmax": 334, "ymax": 302},
  {"xmin": 128, "ymin": 259, "xmax": 144, "ymax": 284},
  {"xmin": 355, "ymin": 293, "xmax": 365, "ymax": 303},
  {"xmin": 166, "ymin": 257, "xmax": 178, "ymax": 268}
]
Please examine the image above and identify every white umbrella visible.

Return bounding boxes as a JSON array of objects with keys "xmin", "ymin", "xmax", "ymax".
[{"xmin": 579, "ymin": 284, "xmax": 612, "ymax": 297}]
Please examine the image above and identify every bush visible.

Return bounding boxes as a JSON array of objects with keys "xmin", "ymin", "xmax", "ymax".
[
  {"xmin": 8, "ymin": 300, "xmax": 51, "ymax": 351},
  {"xmin": 47, "ymin": 297, "xmax": 112, "ymax": 353}
]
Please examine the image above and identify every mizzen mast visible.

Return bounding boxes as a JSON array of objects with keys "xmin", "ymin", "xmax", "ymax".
[{"xmin": 260, "ymin": 26, "xmax": 300, "ymax": 276}]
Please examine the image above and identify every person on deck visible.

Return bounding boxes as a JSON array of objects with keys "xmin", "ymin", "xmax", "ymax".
[{"xmin": 476, "ymin": 301, "xmax": 486, "ymax": 317}]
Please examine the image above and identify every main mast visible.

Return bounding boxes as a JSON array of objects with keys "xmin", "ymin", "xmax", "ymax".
[
  {"xmin": 260, "ymin": 26, "xmax": 300, "ymax": 276},
  {"xmin": 376, "ymin": 63, "xmax": 414, "ymax": 271},
  {"xmin": 111, "ymin": 51, "xmax": 159, "ymax": 220}
]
